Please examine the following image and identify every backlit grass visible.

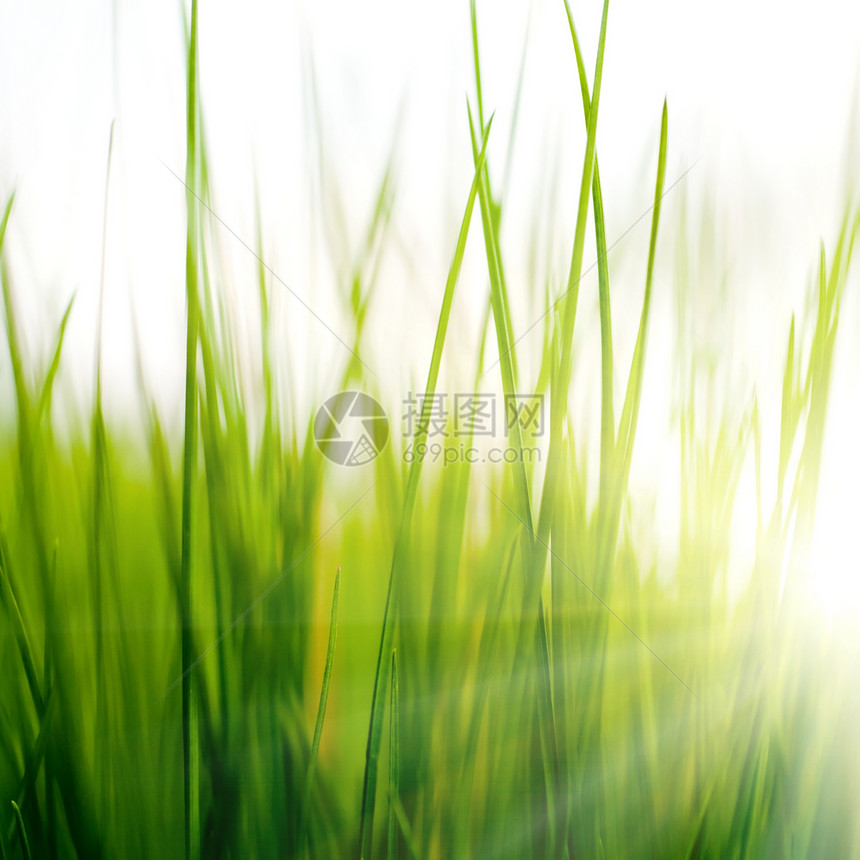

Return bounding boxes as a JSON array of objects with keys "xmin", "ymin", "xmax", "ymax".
[{"xmin": 1, "ymin": 2, "xmax": 859, "ymax": 858}]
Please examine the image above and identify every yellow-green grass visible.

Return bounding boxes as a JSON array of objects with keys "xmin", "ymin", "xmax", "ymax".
[{"xmin": 1, "ymin": 2, "xmax": 859, "ymax": 858}]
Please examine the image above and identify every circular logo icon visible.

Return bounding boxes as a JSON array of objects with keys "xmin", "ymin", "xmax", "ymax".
[{"xmin": 314, "ymin": 391, "xmax": 389, "ymax": 466}]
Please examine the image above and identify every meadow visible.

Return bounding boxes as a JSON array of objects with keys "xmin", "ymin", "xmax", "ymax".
[{"xmin": 1, "ymin": 1, "xmax": 859, "ymax": 858}]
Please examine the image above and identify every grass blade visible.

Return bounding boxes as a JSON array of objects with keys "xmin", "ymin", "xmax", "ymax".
[
  {"xmin": 616, "ymin": 100, "xmax": 669, "ymax": 482},
  {"xmin": 562, "ymin": 0, "xmax": 615, "ymax": 507},
  {"xmin": 10, "ymin": 803, "xmax": 30, "ymax": 860},
  {"xmin": 181, "ymin": 1, "xmax": 201, "ymax": 857},
  {"xmin": 36, "ymin": 295, "xmax": 75, "ymax": 424},
  {"xmin": 357, "ymin": 119, "xmax": 493, "ymax": 860},
  {"xmin": 534, "ymin": 0, "xmax": 610, "ymax": 558},
  {"xmin": 387, "ymin": 650, "xmax": 399, "ymax": 860},
  {"xmin": 0, "ymin": 524, "xmax": 45, "ymax": 714},
  {"xmin": 298, "ymin": 567, "xmax": 341, "ymax": 852}
]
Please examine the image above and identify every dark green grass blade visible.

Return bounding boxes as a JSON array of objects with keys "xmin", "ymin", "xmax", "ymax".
[
  {"xmin": 390, "ymin": 794, "xmax": 421, "ymax": 860},
  {"xmin": 13, "ymin": 689, "xmax": 55, "ymax": 822},
  {"xmin": 44, "ymin": 545, "xmax": 58, "ymax": 860},
  {"xmin": 10, "ymin": 803, "xmax": 30, "ymax": 860},
  {"xmin": 0, "ymin": 525, "xmax": 44, "ymax": 713}
]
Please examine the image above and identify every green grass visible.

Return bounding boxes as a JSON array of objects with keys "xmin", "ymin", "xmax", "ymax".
[{"xmin": 1, "ymin": 2, "xmax": 860, "ymax": 858}]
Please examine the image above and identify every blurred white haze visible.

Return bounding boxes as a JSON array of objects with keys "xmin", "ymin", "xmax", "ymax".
[{"xmin": 1, "ymin": 0, "xmax": 859, "ymax": 608}]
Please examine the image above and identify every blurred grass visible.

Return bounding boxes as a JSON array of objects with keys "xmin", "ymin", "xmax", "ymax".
[{"xmin": 1, "ymin": 2, "xmax": 860, "ymax": 859}]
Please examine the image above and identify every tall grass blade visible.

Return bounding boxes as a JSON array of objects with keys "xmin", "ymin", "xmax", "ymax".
[
  {"xmin": 357, "ymin": 121, "xmax": 493, "ymax": 860},
  {"xmin": 535, "ymin": 0, "xmax": 610, "ymax": 558},
  {"xmin": 562, "ymin": 1, "xmax": 615, "ymax": 506},
  {"xmin": 0, "ymin": 525, "xmax": 44, "ymax": 713},
  {"xmin": 470, "ymin": 0, "xmax": 519, "ymax": 386},
  {"xmin": 298, "ymin": 567, "xmax": 341, "ymax": 852},
  {"xmin": 10, "ymin": 803, "xmax": 30, "ymax": 860},
  {"xmin": 36, "ymin": 295, "xmax": 75, "ymax": 424},
  {"xmin": 180, "ymin": 1, "xmax": 201, "ymax": 857},
  {"xmin": 387, "ymin": 650, "xmax": 399, "ymax": 860},
  {"xmin": 608, "ymin": 99, "xmax": 669, "ymax": 570}
]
